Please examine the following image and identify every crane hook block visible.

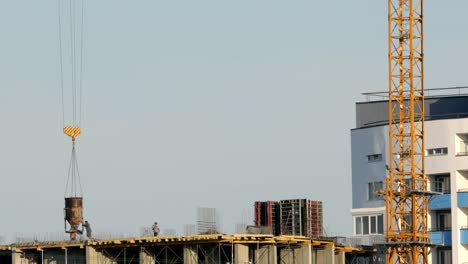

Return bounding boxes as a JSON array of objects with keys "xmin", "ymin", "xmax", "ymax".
[{"xmin": 64, "ymin": 126, "xmax": 81, "ymax": 142}]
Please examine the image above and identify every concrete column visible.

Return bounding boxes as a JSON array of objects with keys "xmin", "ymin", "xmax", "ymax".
[
  {"xmin": 295, "ymin": 244, "xmax": 312, "ymax": 264},
  {"xmin": 234, "ymin": 244, "xmax": 249, "ymax": 264},
  {"xmin": 279, "ymin": 244, "xmax": 312, "ymax": 264},
  {"xmin": 311, "ymin": 247, "xmax": 316, "ymax": 264},
  {"xmin": 279, "ymin": 246, "xmax": 294, "ymax": 264},
  {"xmin": 256, "ymin": 245, "xmax": 276, "ymax": 264},
  {"xmin": 314, "ymin": 244, "xmax": 334, "ymax": 264},
  {"xmin": 42, "ymin": 253, "xmax": 58, "ymax": 264},
  {"xmin": 183, "ymin": 245, "xmax": 198, "ymax": 264},
  {"xmin": 334, "ymin": 251, "xmax": 345, "ymax": 264},
  {"xmin": 11, "ymin": 249, "xmax": 39, "ymax": 264},
  {"xmin": 42, "ymin": 250, "xmax": 62, "ymax": 264},
  {"xmin": 86, "ymin": 245, "xmax": 116, "ymax": 264},
  {"xmin": 12, "ymin": 249, "xmax": 24, "ymax": 264},
  {"xmin": 140, "ymin": 246, "xmax": 155, "ymax": 264}
]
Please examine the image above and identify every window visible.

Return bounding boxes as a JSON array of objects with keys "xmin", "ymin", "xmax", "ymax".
[
  {"xmin": 370, "ymin": 216, "xmax": 377, "ymax": 234},
  {"xmin": 433, "ymin": 175, "xmax": 450, "ymax": 194},
  {"xmin": 362, "ymin": 216, "xmax": 369, "ymax": 234},
  {"xmin": 355, "ymin": 216, "xmax": 362, "ymax": 235},
  {"xmin": 426, "ymin": 147, "xmax": 448, "ymax": 156},
  {"xmin": 368, "ymin": 181, "xmax": 384, "ymax": 200},
  {"xmin": 354, "ymin": 214, "xmax": 384, "ymax": 235},
  {"xmin": 437, "ymin": 211, "xmax": 451, "ymax": 231},
  {"xmin": 438, "ymin": 248, "xmax": 452, "ymax": 264},
  {"xmin": 377, "ymin": 215, "xmax": 384, "ymax": 234},
  {"xmin": 367, "ymin": 154, "xmax": 382, "ymax": 162},
  {"xmin": 457, "ymin": 133, "xmax": 468, "ymax": 156}
]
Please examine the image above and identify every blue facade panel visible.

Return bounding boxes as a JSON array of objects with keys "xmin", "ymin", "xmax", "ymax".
[
  {"xmin": 461, "ymin": 229, "xmax": 468, "ymax": 244},
  {"xmin": 429, "ymin": 230, "xmax": 452, "ymax": 246},
  {"xmin": 457, "ymin": 192, "xmax": 468, "ymax": 208},
  {"xmin": 429, "ymin": 194, "xmax": 451, "ymax": 210}
]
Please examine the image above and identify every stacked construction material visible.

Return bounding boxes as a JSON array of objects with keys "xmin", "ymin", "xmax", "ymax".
[{"xmin": 254, "ymin": 199, "xmax": 323, "ymax": 238}]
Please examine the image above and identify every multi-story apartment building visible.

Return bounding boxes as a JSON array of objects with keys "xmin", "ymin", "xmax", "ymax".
[{"xmin": 351, "ymin": 88, "xmax": 468, "ymax": 264}]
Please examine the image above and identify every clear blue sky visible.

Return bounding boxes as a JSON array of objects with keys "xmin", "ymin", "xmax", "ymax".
[{"xmin": 0, "ymin": 1, "xmax": 467, "ymax": 242}]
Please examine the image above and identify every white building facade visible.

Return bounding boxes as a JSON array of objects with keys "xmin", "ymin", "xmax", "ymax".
[{"xmin": 351, "ymin": 93, "xmax": 468, "ymax": 264}]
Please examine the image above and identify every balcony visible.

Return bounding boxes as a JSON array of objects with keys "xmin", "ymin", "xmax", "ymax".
[
  {"xmin": 429, "ymin": 194, "xmax": 451, "ymax": 210},
  {"xmin": 429, "ymin": 229, "xmax": 452, "ymax": 246},
  {"xmin": 458, "ymin": 191, "xmax": 468, "ymax": 208},
  {"xmin": 461, "ymin": 228, "xmax": 468, "ymax": 244}
]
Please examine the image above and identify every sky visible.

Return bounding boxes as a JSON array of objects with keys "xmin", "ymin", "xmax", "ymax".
[{"xmin": 0, "ymin": 1, "xmax": 467, "ymax": 242}]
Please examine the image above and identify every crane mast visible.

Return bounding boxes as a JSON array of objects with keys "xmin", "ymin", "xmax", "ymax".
[{"xmin": 385, "ymin": 0, "xmax": 430, "ymax": 263}]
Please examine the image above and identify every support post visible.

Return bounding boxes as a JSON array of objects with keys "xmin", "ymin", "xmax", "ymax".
[
  {"xmin": 295, "ymin": 244, "xmax": 312, "ymax": 264},
  {"xmin": 256, "ymin": 245, "xmax": 277, "ymax": 264},
  {"xmin": 183, "ymin": 245, "xmax": 198, "ymax": 264},
  {"xmin": 11, "ymin": 249, "xmax": 23, "ymax": 264},
  {"xmin": 314, "ymin": 244, "xmax": 334, "ymax": 264},
  {"xmin": 234, "ymin": 244, "xmax": 249, "ymax": 264},
  {"xmin": 86, "ymin": 245, "xmax": 116, "ymax": 264},
  {"xmin": 139, "ymin": 246, "xmax": 155, "ymax": 264},
  {"xmin": 334, "ymin": 251, "xmax": 345, "ymax": 264}
]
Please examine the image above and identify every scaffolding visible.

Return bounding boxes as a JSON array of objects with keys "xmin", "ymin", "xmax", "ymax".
[
  {"xmin": 279, "ymin": 199, "xmax": 323, "ymax": 238},
  {"xmin": 255, "ymin": 199, "xmax": 323, "ymax": 238}
]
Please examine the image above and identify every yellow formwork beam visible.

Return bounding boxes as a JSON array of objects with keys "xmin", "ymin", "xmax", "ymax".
[{"xmin": 2, "ymin": 235, "xmax": 370, "ymax": 255}]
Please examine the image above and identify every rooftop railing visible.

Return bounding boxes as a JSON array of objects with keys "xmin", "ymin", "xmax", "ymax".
[{"xmin": 362, "ymin": 86, "xmax": 468, "ymax": 101}]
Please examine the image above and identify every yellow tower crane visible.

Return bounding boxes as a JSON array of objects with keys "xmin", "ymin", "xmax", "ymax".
[{"xmin": 385, "ymin": 0, "xmax": 432, "ymax": 263}]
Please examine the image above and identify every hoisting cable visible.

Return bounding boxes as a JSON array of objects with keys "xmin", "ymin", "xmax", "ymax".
[
  {"xmin": 58, "ymin": 0, "xmax": 86, "ymax": 239},
  {"xmin": 79, "ymin": 0, "xmax": 84, "ymax": 127},
  {"xmin": 64, "ymin": 144, "xmax": 83, "ymax": 197},
  {"xmin": 57, "ymin": 0, "xmax": 85, "ymax": 198},
  {"xmin": 57, "ymin": 0, "xmax": 65, "ymax": 127}
]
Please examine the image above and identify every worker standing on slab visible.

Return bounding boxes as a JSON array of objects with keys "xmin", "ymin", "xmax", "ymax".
[
  {"xmin": 152, "ymin": 222, "xmax": 160, "ymax": 236},
  {"xmin": 83, "ymin": 220, "xmax": 92, "ymax": 240}
]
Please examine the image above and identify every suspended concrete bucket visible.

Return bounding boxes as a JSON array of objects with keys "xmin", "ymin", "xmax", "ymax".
[{"xmin": 64, "ymin": 197, "xmax": 83, "ymax": 233}]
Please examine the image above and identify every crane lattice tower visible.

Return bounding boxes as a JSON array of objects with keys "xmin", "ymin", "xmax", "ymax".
[{"xmin": 385, "ymin": 0, "xmax": 431, "ymax": 263}]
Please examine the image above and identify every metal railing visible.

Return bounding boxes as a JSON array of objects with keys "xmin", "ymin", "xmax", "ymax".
[
  {"xmin": 428, "ymin": 227, "xmax": 452, "ymax": 232},
  {"xmin": 362, "ymin": 86, "xmax": 468, "ymax": 101}
]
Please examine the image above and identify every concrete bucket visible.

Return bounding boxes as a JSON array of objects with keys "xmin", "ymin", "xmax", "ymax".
[{"xmin": 64, "ymin": 197, "xmax": 83, "ymax": 233}]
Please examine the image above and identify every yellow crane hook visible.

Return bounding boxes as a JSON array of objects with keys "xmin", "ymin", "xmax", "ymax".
[{"xmin": 63, "ymin": 126, "xmax": 81, "ymax": 144}]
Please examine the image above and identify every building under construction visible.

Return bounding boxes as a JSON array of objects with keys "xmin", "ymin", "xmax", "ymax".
[
  {"xmin": 254, "ymin": 199, "xmax": 323, "ymax": 239},
  {"xmin": 5, "ymin": 0, "xmax": 462, "ymax": 262},
  {"xmin": 0, "ymin": 234, "xmax": 377, "ymax": 264}
]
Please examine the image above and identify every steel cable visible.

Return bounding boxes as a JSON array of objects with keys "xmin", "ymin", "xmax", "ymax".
[
  {"xmin": 60, "ymin": 0, "xmax": 85, "ymax": 198},
  {"xmin": 57, "ymin": 0, "xmax": 65, "ymax": 127}
]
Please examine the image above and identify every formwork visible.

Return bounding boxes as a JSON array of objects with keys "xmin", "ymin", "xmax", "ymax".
[
  {"xmin": 254, "ymin": 201, "xmax": 280, "ymax": 235},
  {"xmin": 280, "ymin": 199, "xmax": 323, "ymax": 238},
  {"xmin": 0, "ymin": 234, "xmax": 375, "ymax": 264}
]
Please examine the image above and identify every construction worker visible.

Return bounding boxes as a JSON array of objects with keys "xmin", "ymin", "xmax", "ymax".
[
  {"xmin": 152, "ymin": 222, "xmax": 160, "ymax": 236},
  {"xmin": 83, "ymin": 220, "xmax": 92, "ymax": 239}
]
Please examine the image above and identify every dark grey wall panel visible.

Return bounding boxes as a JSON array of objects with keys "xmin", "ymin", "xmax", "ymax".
[{"xmin": 356, "ymin": 96, "xmax": 468, "ymax": 128}]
